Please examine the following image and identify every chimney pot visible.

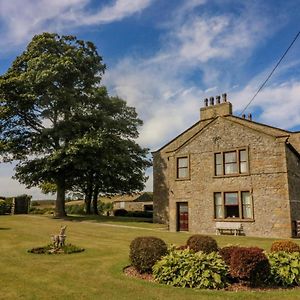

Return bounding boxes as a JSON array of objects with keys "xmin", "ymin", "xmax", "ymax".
[
  {"xmin": 204, "ymin": 98, "xmax": 208, "ymax": 107},
  {"xmin": 209, "ymin": 96, "xmax": 214, "ymax": 106},
  {"xmin": 248, "ymin": 113, "xmax": 252, "ymax": 121},
  {"xmin": 242, "ymin": 114, "xmax": 246, "ymax": 119},
  {"xmin": 216, "ymin": 95, "xmax": 221, "ymax": 104},
  {"xmin": 222, "ymin": 93, "xmax": 227, "ymax": 102}
]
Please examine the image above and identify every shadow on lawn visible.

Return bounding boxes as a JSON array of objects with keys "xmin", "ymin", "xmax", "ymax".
[{"xmin": 62, "ymin": 215, "xmax": 153, "ymax": 224}]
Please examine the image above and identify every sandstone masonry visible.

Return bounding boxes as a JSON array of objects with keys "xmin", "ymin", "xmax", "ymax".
[{"xmin": 153, "ymin": 95, "xmax": 300, "ymax": 238}]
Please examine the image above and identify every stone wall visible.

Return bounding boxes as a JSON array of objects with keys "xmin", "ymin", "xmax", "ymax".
[
  {"xmin": 155, "ymin": 116, "xmax": 294, "ymax": 238},
  {"xmin": 286, "ymin": 144, "xmax": 300, "ymax": 235}
]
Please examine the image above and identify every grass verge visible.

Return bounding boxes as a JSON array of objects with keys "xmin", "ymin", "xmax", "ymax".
[{"xmin": 0, "ymin": 215, "xmax": 300, "ymax": 300}]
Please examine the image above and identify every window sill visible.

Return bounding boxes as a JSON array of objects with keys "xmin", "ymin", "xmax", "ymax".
[
  {"xmin": 213, "ymin": 173, "xmax": 250, "ymax": 178},
  {"xmin": 175, "ymin": 177, "xmax": 191, "ymax": 181},
  {"xmin": 214, "ymin": 218, "xmax": 255, "ymax": 222}
]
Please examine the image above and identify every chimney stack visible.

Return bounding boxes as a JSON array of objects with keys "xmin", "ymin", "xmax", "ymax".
[
  {"xmin": 242, "ymin": 114, "xmax": 246, "ymax": 119},
  {"xmin": 200, "ymin": 92, "xmax": 232, "ymax": 120},
  {"xmin": 222, "ymin": 93, "xmax": 227, "ymax": 103},
  {"xmin": 248, "ymin": 113, "xmax": 252, "ymax": 121}
]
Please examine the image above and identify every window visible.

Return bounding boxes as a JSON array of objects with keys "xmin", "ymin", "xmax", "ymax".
[
  {"xmin": 176, "ymin": 157, "xmax": 189, "ymax": 179},
  {"xmin": 214, "ymin": 193, "xmax": 223, "ymax": 218},
  {"xmin": 214, "ymin": 191, "xmax": 253, "ymax": 220},
  {"xmin": 215, "ymin": 153, "xmax": 222, "ymax": 176},
  {"xmin": 214, "ymin": 149, "xmax": 248, "ymax": 176},
  {"xmin": 239, "ymin": 150, "xmax": 248, "ymax": 173},
  {"xmin": 242, "ymin": 191, "xmax": 252, "ymax": 218},
  {"xmin": 224, "ymin": 152, "xmax": 237, "ymax": 174},
  {"xmin": 224, "ymin": 192, "xmax": 239, "ymax": 218}
]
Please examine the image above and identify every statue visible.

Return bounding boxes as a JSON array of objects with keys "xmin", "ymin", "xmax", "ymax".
[{"xmin": 51, "ymin": 225, "xmax": 67, "ymax": 249}]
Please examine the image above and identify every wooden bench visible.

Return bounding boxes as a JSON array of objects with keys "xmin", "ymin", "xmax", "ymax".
[{"xmin": 215, "ymin": 222, "xmax": 243, "ymax": 236}]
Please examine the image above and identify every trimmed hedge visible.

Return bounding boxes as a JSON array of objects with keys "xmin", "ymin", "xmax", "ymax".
[
  {"xmin": 130, "ymin": 236, "xmax": 167, "ymax": 273},
  {"xmin": 230, "ymin": 247, "xmax": 270, "ymax": 286},
  {"xmin": 219, "ymin": 245, "xmax": 240, "ymax": 266},
  {"xmin": 271, "ymin": 240, "xmax": 300, "ymax": 253},
  {"xmin": 186, "ymin": 235, "xmax": 218, "ymax": 254}
]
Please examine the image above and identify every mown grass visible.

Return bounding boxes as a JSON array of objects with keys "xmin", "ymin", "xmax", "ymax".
[{"xmin": 1, "ymin": 215, "xmax": 300, "ymax": 300}]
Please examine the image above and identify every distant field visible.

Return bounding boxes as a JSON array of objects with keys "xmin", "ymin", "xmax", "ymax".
[{"xmin": 1, "ymin": 215, "xmax": 300, "ymax": 299}]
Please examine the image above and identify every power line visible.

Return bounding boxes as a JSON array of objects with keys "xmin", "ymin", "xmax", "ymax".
[{"xmin": 240, "ymin": 30, "xmax": 300, "ymax": 116}]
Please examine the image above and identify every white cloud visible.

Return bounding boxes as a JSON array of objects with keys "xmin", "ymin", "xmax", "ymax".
[
  {"xmin": 0, "ymin": 163, "xmax": 52, "ymax": 199},
  {"xmin": 231, "ymin": 81, "xmax": 300, "ymax": 130},
  {"xmin": 68, "ymin": 0, "xmax": 153, "ymax": 25},
  {"xmin": 105, "ymin": 2, "xmax": 272, "ymax": 150},
  {"xmin": 0, "ymin": 0, "xmax": 153, "ymax": 50}
]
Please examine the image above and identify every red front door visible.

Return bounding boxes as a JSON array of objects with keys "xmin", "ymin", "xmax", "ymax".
[{"xmin": 177, "ymin": 202, "xmax": 189, "ymax": 231}]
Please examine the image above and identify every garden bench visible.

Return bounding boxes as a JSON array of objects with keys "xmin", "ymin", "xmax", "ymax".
[{"xmin": 215, "ymin": 222, "xmax": 243, "ymax": 236}]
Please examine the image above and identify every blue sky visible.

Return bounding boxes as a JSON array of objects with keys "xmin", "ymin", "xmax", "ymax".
[{"xmin": 1, "ymin": 0, "xmax": 300, "ymax": 199}]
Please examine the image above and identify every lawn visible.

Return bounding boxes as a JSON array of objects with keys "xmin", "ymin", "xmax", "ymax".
[{"xmin": 1, "ymin": 215, "xmax": 300, "ymax": 300}]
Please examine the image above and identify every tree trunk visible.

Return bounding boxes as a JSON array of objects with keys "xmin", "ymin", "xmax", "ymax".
[
  {"xmin": 55, "ymin": 177, "xmax": 66, "ymax": 218},
  {"xmin": 92, "ymin": 185, "xmax": 99, "ymax": 215},
  {"xmin": 84, "ymin": 181, "xmax": 93, "ymax": 214},
  {"xmin": 84, "ymin": 192, "xmax": 92, "ymax": 214}
]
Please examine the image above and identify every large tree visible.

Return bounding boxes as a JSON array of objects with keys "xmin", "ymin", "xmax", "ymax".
[{"xmin": 0, "ymin": 33, "xmax": 150, "ymax": 217}]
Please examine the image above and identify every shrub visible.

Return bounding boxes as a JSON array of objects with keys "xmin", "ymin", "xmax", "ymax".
[
  {"xmin": 186, "ymin": 235, "xmax": 218, "ymax": 253},
  {"xmin": 126, "ymin": 211, "xmax": 153, "ymax": 218},
  {"xmin": 230, "ymin": 247, "xmax": 270, "ymax": 286},
  {"xmin": 219, "ymin": 245, "xmax": 240, "ymax": 266},
  {"xmin": 176, "ymin": 245, "xmax": 189, "ymax": 250},
  {"xmin": 65, "ymin": 204, "xmax": 85, "ymax": 215},
  {"xmin": 29, "ymin": 207, "xmax": 54, "ymax": 215},
  {"xmin": 270, "ymin": 240, "xmax": 300, "ymax": 253},
  {"xmin": 153, "ymin": 248, "xmax": 228, "ymax": 289},
  {"xmin": 114, "ymin": 209, "xmax": 128, "ymax": 216},
  {"xmin": 0, "ymin": 200, "xmax": 7, "ymax": 215},
  {"xmin": 267, "ymin": 251, "xmax": 300, "ymax": 286},
  {"xmin": 129, "ymin": 236, "xmax": 167, "ymax": 273},
  {"xmin": 28, "ymin": 243, "xmax": 84, "ymax": 254}
]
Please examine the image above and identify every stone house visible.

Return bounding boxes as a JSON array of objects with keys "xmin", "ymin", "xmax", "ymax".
[
  {"xmin": 113, "ymin": 192, "xmax": 153, "ymax": 212},
  {"xmin": 153, "ymin": 94, "xmax": 300, "ymax": 238}
]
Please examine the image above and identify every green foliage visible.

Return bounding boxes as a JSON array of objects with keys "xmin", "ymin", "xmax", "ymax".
[
  {"xmin": 271, "ymin": 240, "xmax": 300, "ymax": 253},
  {"xmin": 39, "ymin": 182, "xmax": 57, "ymax": 195},
  {"xmin": 186, "ymin": 235, "xmax": 218, "ymax": 253},
  {"xmin": 153, "ymin": 248, "xmax": 228, "ymax": 289},
  {"xmin": 97, "ymin": 201, "xmax": 113, "ymax": 214},
  {"xmin": 126, "ymin": 211, "xmax": 153, "ymax": 218},
  {"xmin": 267, "ymin": 251, "xmax": 300, "ymax": 286},
  {"xmin": 65, "ymin": 204, "xmax": 85, "ymax": 215},
  {"xmin": 0, "ymin": 32, "xmax": 151, "ymax": 218},
  {"xmin": 114, "ymin": 209, "xmax": 128, "ymax": 216},
  {"xmin": 0, "ymin": 200, "xmax": 6, "ymax": 215},
  {"xmin": 29, "ymin": 207, "xmax": 54, "ymax": 215},
  {"xmin": 28, "ymin": 243, "xmax": 84, "ymax": 254},
  {"xmin": 230, "ymin": 247, "xmax": 270, "ymax": 286},
  {"xmin": 129, "ymin": 236, "xmax": 167, "ymax": 273}
]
